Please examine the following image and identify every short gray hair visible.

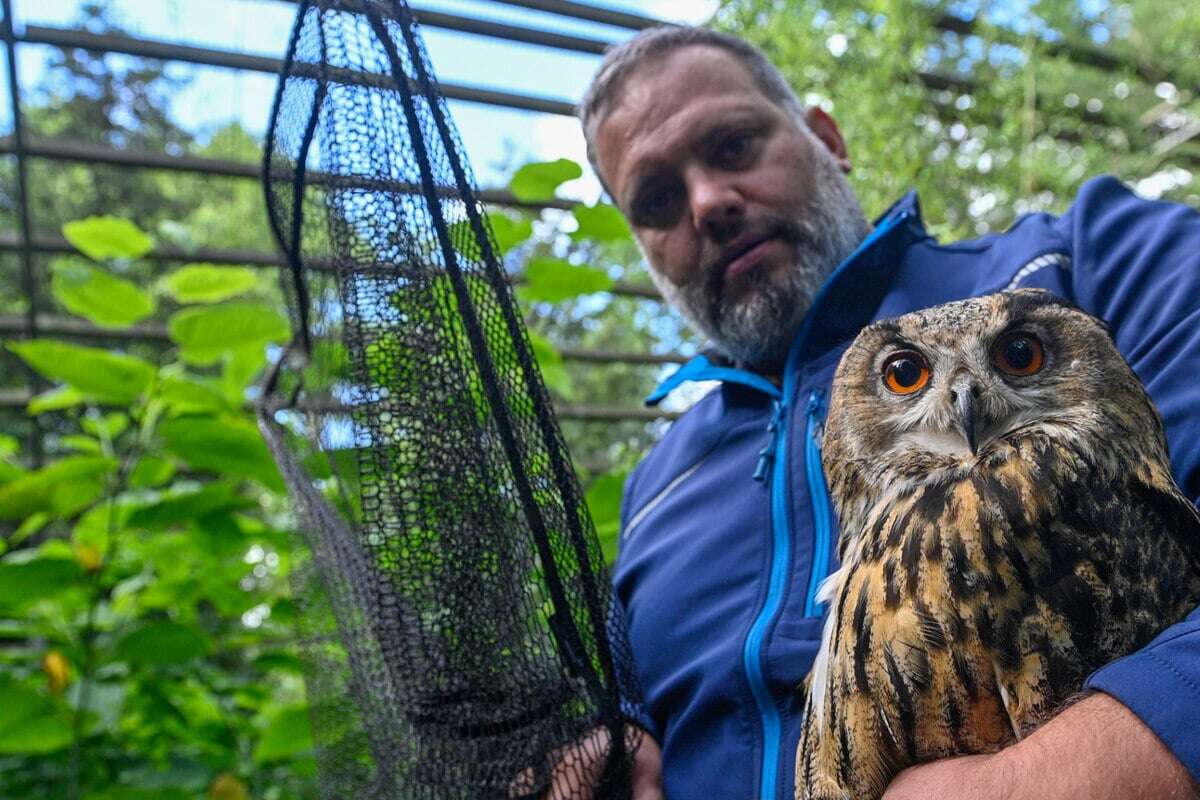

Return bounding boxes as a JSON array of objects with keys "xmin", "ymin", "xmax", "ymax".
[{"xmin": 578, "ymin": 26, "xmax": 807, "ymax": 180}]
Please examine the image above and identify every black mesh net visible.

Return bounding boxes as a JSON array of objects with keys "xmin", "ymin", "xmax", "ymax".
[{"xmin": 258, "ymin": 2, "xmax": 644, "ymax": 797}]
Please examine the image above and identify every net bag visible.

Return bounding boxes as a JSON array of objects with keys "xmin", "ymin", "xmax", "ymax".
[{"xmin": 258, "ymin": 1, "xmax": 644, "ymax": 797}]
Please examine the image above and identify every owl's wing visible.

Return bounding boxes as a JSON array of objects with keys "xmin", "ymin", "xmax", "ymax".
[{"xmin": 1130, "ymin": 476, "xmax": 1200, "ymax": 576}]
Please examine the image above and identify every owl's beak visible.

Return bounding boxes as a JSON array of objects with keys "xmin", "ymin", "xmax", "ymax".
[{"xmin": 953, "ymin": 384, "xmax": 978, "ymax": 455}]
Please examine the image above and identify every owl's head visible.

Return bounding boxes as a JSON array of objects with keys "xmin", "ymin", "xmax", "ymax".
[{"xmin": 824, "ymin": 289, "xmax": 1165, "ymax": 475}]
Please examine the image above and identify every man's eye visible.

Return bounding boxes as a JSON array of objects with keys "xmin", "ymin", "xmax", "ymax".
[
  {"xmin": 715, "ymin": 132, "xmax": 755, "ymax": 165},
  {"xmin": 632, "ymin": 184, "xmax": 680, "ymax": 227}
]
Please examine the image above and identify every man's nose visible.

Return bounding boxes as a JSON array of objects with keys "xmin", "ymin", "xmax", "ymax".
[{"xmin": 688, "ymin": 169, "xmax": 744, "ymax": 242}]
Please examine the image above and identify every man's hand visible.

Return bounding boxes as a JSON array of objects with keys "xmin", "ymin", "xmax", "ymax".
[
  {"xmin": 882, "ymin": 692, "xmax": 1198, "ymax": 800},
  {"xmin": 510, "ymin": 725, "xmax": 663, "ymax": 800}
]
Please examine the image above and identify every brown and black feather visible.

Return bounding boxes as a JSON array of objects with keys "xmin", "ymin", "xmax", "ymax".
[{"xmin": 795, "ymin": 290, "xmax": 1200, "ymax": 800}]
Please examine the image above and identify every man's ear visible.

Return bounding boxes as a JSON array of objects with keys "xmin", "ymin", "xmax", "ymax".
[{"xmin": 803, "ymin": 106, "xmax": 852, "ymax": 173}]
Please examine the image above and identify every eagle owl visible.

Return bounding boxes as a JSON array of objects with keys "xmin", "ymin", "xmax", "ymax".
[{"xmin": 794, "ymin": 289, "xmax": 1200, "ymax": 800}]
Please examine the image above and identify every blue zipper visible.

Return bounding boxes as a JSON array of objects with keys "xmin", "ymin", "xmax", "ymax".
[
  {"xmin": 803, "ymin": 390, "xmax": 832, "ymax": 617},
  {"xmin": 741, "ymin": 214, "xmax": 906, "ymax": 799},
  {"xmin": 742, "ymin": 384, "xmax": 793, "ymax": 800}
]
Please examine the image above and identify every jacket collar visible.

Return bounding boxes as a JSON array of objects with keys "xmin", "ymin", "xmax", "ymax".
[{"xmin": 647, "ymin": 190, "xmax": 927, "ymax": 405}]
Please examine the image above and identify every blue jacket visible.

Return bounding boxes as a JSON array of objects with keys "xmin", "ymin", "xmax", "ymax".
[{"xmin": 614, "ymin": 176, "xmax": 1200, "ymax": 800}]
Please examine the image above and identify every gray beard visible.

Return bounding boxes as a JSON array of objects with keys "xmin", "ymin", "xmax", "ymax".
[{"xmin": 651, "ymin": 149, "xmax": 871, "ymax": 371}]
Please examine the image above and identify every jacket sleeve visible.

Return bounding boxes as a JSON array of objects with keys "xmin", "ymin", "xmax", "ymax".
[
  {"xmin": 609, "ymin": 466, "xmax": 660, "ymax": 742},
  {"xmin": 1059, "ymin": 176, "xmax": 1200, "ymax": 784}
]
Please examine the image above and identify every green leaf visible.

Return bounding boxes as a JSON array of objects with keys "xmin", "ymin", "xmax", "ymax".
[
  {"xmin": 11, "ymin": 512, "xmax": 49, "ymax": 545},
  {"xmin": 60, "ymin": 434, "xmax": 102, "ymax": 455},
  {"xmin": 128, "ymin": 456, "xmax": 176, "ymax": 489},
  {"xmin": 529, "ymin": 332, "xmax": 572, "ymax": 399},
  {"xmin": 160, "ymin": 264, "xmax": 259, "ymax": 304},
  {"xmin": 254, "ymin": 705, "xmax": 313, "ymax": 763},
  {"xmin": 128, "ymin": 481, "xmax": 252, "ymax": 529},
  {"xmin": 571, "ymin": 203, "xmax": 632, "ymax": 244},
  {"xmin": 157, "ymin": 373, "xmax": 232, "ymax": 415},
  {"xmin": 586, "ymin": 471, "xmax": 628, "ymax": 564},
  {"xmin": 168, "ymin": 302, "xmax": 289, "ymax": 366},
  {"xmin": 487, "ymin": 213, "xmax": 534, "ymax": 252},
  {"xmin": 0, "ymin": 678, "xmax": 73, "ymax": 754},
  {"xmin": 50, "ymin": 258, "xmax": 155, "ymax": 327},
  {"xmin": 253, "ymin": 651, "xmax": 305, "ymax": 674},
  {"xmin": 158, "ymin": 418, "xmax": 284, "ymax": 491},
  {"xmin": 62, "ymin": 216, "xmax": 154, "ymax": 261},
  {"xmin": 0, "ymin": 455, "xmax": 117, "ymax": 520},
  {"xmin": 0, "ymin": 434, "xmax": 19, "ymax": 459},
  {"xmin": 8, "ymin": 340, "xmax": 155, "ymax": 403},
  {"xmin": 508, "ymin": 158, "xmax": 582, "ymax": 202},
  {"xmin": 0, "ymin": 557, "xmax": 84, "ymax": 611},
  {"xmin": 27, "ymin": 385, "xmax": 87, "ymax": 414},
  {"xmin": 82, "ymin": 411, "xmax": 130, "ymax": 441},
  {"xmin": 520, "ymin": 257, "xmax": 613, "ymax": 302},
  {"xmin": 117, "ymin": 622, "xmax": 210, "ymax": 667}
]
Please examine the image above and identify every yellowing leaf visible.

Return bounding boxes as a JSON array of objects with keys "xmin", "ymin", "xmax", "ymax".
[
  {"xmin": 62, "ymin": 216, "xmax": 154, "ymax": 261},
  {"xmin": 73, "ymin": 542, "xmax": 102, "ymax": 573},
  {"xmin": 41, "ymin": 650, "xmax": 70, "ymax": 695},
  {"xmin": 161, "ymin": 265, "xmax": 260, "ymax": 304},
  {"xmin": 50, "ymin": 259, "xmax": 155, "ymax": 327},
  {"xmin": 209, "ymin": 773, "xmax": 250, "ymax": 800}
]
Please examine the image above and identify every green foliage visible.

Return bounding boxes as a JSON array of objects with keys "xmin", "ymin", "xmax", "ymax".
[
  {"xmin": 570, "ymin": 203, "xmax": 632, "ymax": 244},
  {"xmin": 1, "ymin": 204, "xmax": 310, "ymax": 797},
  {"xmin": 508, "ymin": 158, "xmax": 584, "ymax": 201},
  {"xmin": 49, "ymin": 259, "xmax": 156, "ymax": 328},
  {"xmin": 62, "ymin": 216, "xmax": 156, "ymax": 261},
  {"xmin": 713, "ymin": 0, "xmax": 1200, "ymax": 237},
  {"xmin": 159, "ymin": 265, "xmax": 260, "ymax": 304},
  {"xmin": 253, "ymin": 706, "xmax": 313, "ymax": 764},
  {"xmin": 0, "ymin": 678, "xmax": 74, "ymax": 754},
  {"xmin": 158, "ymin": 418, "xmax": 284, "ymax": 492},
  {"xmin": 8, "ymin": 341, "xmax": 156, "ymax": 404},
  {"xmin": 521, "ymin": 257, "xmax": 614, "ymax": 302},
  {"xmin": 486, "ymin": 212, "xmax": 535, "ymax": 252},
  {"xmin": 167, "ymin": 303, "xmax": 290, "ymax": 366}
]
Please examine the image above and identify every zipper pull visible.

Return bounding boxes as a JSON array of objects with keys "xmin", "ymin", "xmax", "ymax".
[
  {"xmin": 753, "ymin": 400, "xmax": 784, "ymax": 481},
  {"xmin": 806, "ymin": 390, "xmax": 825, "ymax": 444}
]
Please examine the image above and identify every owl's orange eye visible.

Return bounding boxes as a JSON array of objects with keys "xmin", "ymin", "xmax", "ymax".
[
  {"xmin": 882, "ymin": 351, "xmax": 931, "ymax": 395},
  {"xmin": 992, "ymin": 332, "xmax": 1045, "ymax": 376}
]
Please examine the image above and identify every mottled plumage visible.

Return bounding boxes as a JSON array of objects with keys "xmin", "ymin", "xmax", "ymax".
[{"xmin": 795, "ymin": 289, "xmax": 1200, "ymax": 800}]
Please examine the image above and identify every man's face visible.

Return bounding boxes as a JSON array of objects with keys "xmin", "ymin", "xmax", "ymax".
[{"xmin": 593, "ymin": 46, "xmax": 871, "ymax": 369}]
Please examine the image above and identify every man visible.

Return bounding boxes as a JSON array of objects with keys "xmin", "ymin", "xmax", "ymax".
[{"xmin": 571, "ymin": 25, "xmax": 1200, "ymax": 800}]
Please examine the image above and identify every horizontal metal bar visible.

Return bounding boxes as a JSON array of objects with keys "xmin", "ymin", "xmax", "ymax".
[
  {"xmin": 15, "ymin": 24, "xmax": 577, "ymax": 116},
  {"xmin": 0, "ymin": 231, "xmax": 662, "ymax": 299},
  {"xmin": 412, "ymin": 8, "xmax": 608, "ymax": 54},
  {"xmin": 270, "ymin": 1, "xmax": 616, "ymax": 54},
  {"xmin": 488, "ymin": 0, "xmax": 662, "ymax": 31},
  {"xmin": 0, "ymin": 135, "xmax": 575, "ymax": 211},
  {"xmin": 0, "ymin": 314, "xmax": 681, "ymax": 364},
  {"xmin": 556, "ymin": 345, "xmax": 683, "ymax": 364},
  {"xmin": 0, "ymin": 388, "xmax": 677, "ymax": 421}
]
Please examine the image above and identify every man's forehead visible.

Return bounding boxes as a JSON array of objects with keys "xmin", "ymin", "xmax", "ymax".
[{"xmin": 594, "ymin": 45, "xmax": 774, "ymax": 199}]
